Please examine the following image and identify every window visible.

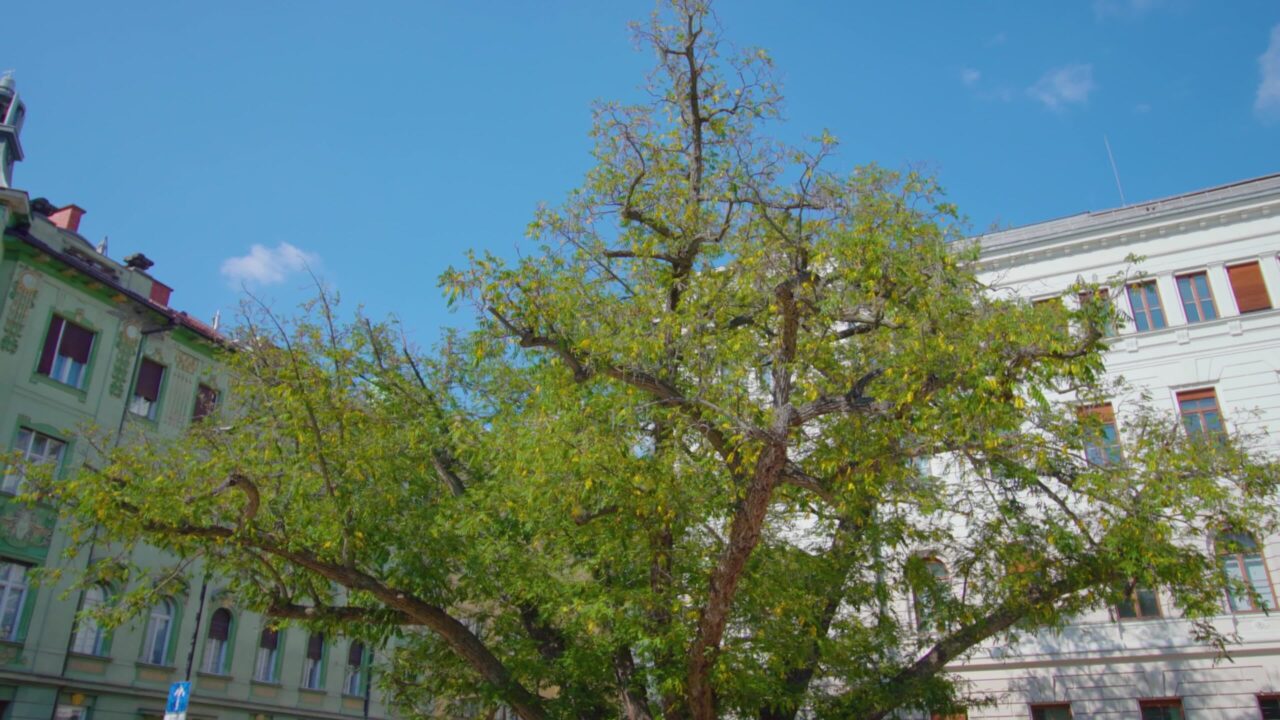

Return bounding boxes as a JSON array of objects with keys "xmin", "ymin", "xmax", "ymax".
[
  {"xmin": 254, "ymin": 626, "xmax": 280, "ymax": 683},
  {"xmin": 1259, "ymin": 696, "xmax": 1280, "ymax": 719},
  {"xmin": 913, "ymin": 558, "xmax": 950, "ymax": 632},
  {"xmin": 70, "ymin": 585, "xmax": 108, "ymax": 655},
  {"xmin": 140, "ymin": 598, "xmax": 174, "ymax": 665},
  {"xmin": 2, "ymin": 427, "xmax": 66, "ymax": 494},
  {"xmin": 0, "ymin": 562, "xmax": 29, "ymax": 641},
  {"xmin": 1177, "ymin": 388, "xmax": 1224, "ymax": 438},
  {"xmin": 1078, "ymin": 288, "xmax": 1115, "ymax": 336},
  {"xmin": 1126, "ymin": 281, "xmax": 1167, "ymax": 332},
  {"xmin": 192, "ymin": 384, "xmax": 219, "ymax": 423},
  {"xmin": 1031, "ymin": 705, "xmax": 1072, "ymax": 720},
  {"xmin": 52, "ymin": 707, "xmax": 86, "ymax": 720},
  {"xmin": 302, "ymin": 632, "xmax": 325, "ymax": 689},
  {"xmin": 37, "ymin": 316, "xmax": 95, "ymax": 388},
  {"xmin": 1227, "ymin": 261, "xmax": 1272, "ymax": 314},
  {"xmin": 344, "ymin": 640, "xmax": 367, "ymax": 695},
  {"xmin": 1115, "ymin": 584, "xmax": 1161, "ymax": 620},
  {"xmin": 1079, "ymin": 403, "xmax": 1122, "ymax": 466},
  {"xmin": 201, "ymin": 607, "xmax": 232, "ymax": 674},
  {"xmin": 1218, "ymin": 532, "xmax": 1275, "ymax": 612},
  {"xmin": 129, "ymin": 359, "xmax": 165, "ymax": 420},
  {"xmin": 1176, "ymin": 272, "xmax": 1218, "ymax": 323},
  {"xmin": 1140, "ymin": 699, "xmax": 1184, "ymax": 720}
]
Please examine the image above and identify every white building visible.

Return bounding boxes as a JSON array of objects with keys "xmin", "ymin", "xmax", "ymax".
[{"xmin": 950, "ymin": 174, "xmax": 1280, "ymax": 720}]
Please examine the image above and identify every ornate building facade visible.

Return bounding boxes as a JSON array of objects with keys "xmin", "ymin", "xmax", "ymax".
[
  {"xmin": 949, "ymin": 174, "xmax": 1280, "ymax": 720},
  {"xmin": 0, "ymin": 77, "xmax": 390, "ymax": 720}
]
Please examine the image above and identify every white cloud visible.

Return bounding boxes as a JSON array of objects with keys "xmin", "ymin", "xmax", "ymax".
[
  {"xmin": 220, "ymin": 242, "xmax": 320, "ymax": 286},
  {"xmin": 961, "ymin": 68, "xmax": 982, "ymax": 87},
  {"xmin": 1256, "ymin": 24, "xmax": 1280, "ymax": 121},
  {"xmin": 1028, "ymin": 64, "xmax": 1095, "ymax": 110}
]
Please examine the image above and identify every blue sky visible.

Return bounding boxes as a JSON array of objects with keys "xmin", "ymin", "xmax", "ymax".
[{"xmin": 4, "ymin": 1, "xmax": 1278, "ymax": 343}]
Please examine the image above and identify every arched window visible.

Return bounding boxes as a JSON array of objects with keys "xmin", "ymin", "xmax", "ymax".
[
  {"xmin": 344, "ymin": 640, "xmax": 367, "ymax": 696},
  {"xmin": 140, "ymin": 598, "xmax": 174, "ymax": 665},
  {"xmin": 913, "ymin": 558, "xmax": 950, "ymax": 632},
  {"xmin": 254, "ymin": 626, "xmax": 280, "ymax": 682},
  {"xmin": 1218, "ymin": 532, "xmax": 1275, "ymax": 612},
  {"xmin": 70, "ymin": 585, "xmax": 108, "ymax": 655},
  {"xmin": 201, "ymin": 608, "xmax": 233, "ymax": 674},
  {"xmin": 302, "ymin": 632, "xmax": 325, "ymax": 689}
]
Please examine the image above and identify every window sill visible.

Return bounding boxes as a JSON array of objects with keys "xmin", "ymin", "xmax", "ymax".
[
  {"xmin": 299, "ymin": 686, "xmax": 327, "ymax": 694},
  {"xmin": 28, "ymin": 373, "xmax": 89, "ymax": 401},
  {"xmin": 67, "ymin": 650, "xmax": 110, "ymax": 659},
  {"xmin": 250, "ymin": 678, "xmax": 282, "ymax": 687},
  {"xmin": 196, "ymin": 669, "xmax": 230, "ymax": 678},
  {"xmin": 134, "ymin": 660, "xmax": 176, "ymax": 670}
]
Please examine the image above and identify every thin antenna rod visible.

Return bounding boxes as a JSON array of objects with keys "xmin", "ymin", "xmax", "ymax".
[{"xmin": 1104, "ymin": 135, "xmax": 1127, "ymax": 206}]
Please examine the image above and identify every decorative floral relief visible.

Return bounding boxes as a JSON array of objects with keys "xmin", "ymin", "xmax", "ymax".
[
  {"xmin": 108, "ymin": 324, "xmax": 141, "ymax": 398},
  {"xmin": 176, "ymin": 350, "xmax": 198, "ymax": 375},
  {"xmin": 0, "ymin": 267, "xmax": 40, "ymax": 354}
]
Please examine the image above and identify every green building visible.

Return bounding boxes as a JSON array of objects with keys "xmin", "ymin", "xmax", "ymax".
[{"xmin": 0, "ymin": 76, "xmax": 391, "ymax": 720}]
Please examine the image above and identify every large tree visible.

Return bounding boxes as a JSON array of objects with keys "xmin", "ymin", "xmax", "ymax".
[{"xmin": 47, "ymin": 2, "xmax": 1278, "ymax": 719}]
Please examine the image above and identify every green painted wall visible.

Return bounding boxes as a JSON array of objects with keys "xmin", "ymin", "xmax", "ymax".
[{"xmin": 0, "ymin": 212, "xmax": 392, "ymax": 720}]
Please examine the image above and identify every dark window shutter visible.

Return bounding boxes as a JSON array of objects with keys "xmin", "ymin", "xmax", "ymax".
[
  {"xmin": 38, "ymin": 316, "xmax": 64, "ymax": 375},
  {"xmin": 260, "ymin": 627, "xmax": 278, "ymax": 650},
  {"xmin": 134, "ymin": 359, "xmax": 164, "ymax": 401},
  {"xmin": 1227, "ymin": 261, "xmax": 1271, "ymax": 313},
  {"xmin": 193, "ymin": 384, "xmax": 218, "ymax": 421},
  {"xmin": 307, "ymin": 633, "xmax": 324, "ymax": 660},
  {"xmin": 348, "ymin": 641, "xmax": 365, "ymax": 666},
  {"xmin": 59, "ymin": 321, "xmax": 94, "ymax": 364},
  {"xmin": 208, "ymin": 608, "xmax": 231, "ymax": 641}
]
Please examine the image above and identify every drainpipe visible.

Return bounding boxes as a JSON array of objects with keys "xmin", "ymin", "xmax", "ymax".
[{"xmin": 183, "ymin": 571, "xmax": 210, "ymax": 681}]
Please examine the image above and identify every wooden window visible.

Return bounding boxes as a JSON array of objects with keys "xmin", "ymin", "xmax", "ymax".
[
  {"xmin": 1227, "ymin": 261, "xmax": 1272, "ymax": 313},
  {"xmin": 914, "ymin": 558, "xmax": 950, "ymax": 632},
  {"xmin": 1259, "ymin": 696, "xmax": 1280, "ymax": 719},
  {"xmin": 1078, "ymin": 288, "xmax": 1115, "ymax": 336},
  {"xmin": 202, "ymin": 608, "xmax": 232, "ymax": 675},
  {"xmin": 129, "ymin": 359, "xmax": 165, "ymax": 420},
  {"xmin": 37, "ymin": 316, "xmax": 95, "ymax": 388},
  {"xmin": 255, "ymin": 627, "xmax": 280, "ymax": 682},
  {"xmin": 1115, "ymin": 584, "xmax": 1161, "ymax": 620},
  {"xmin": 2, "ymin": 427, "xmax": 67, "ymax": 494},
  {"xmin": 0, "ymin": 562, "xmax": 30, "ymax": 641},
  {"xmin": 192, "ymin": 384, "xmax": 219, "ymax": 422},
  {"xmin": 1031, "ymin": 705, "xmax": 1072, "ymax": 720},
  {"xmin": 1079, "ymin": 403, "xmax": 1121, "ymax": 466},
  {"xmin": 140, "ymin": 598, "xmax": 174, "ymax": 665},
  {"xmin": 70, "ymin": 584, "xmax": 108, "ymax": 655},
  {"xmin": 1139, "ymin": 699, "xmax": 1184, "ymax": 720},
  {"xmin": 303, "ymin": 632, "xmax": 325, "ymax": 689},
  {"xmin": 344, "ymin": 640, "xmax": 367, "ymax": 696},
  {"xmin": 1126, "ymin": 281, "xmax": 1167, "ymax": 332},
  {"xmin": 1218, "ymin": 532, "xmax": 1275, "ymax": 612},
  {"xmin": 1176, "ymin": 388, "xmax": 1224, "ymax": 438},
  {"xmin": 1176, "ymin": 271, "xmax": 1218, "ymax": 323}
]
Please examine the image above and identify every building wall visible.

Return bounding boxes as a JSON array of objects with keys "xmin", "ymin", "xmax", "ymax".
[
  {"xmin": 0, "ymin": 202, "xmax": 391, "ymax": 720},
  {"xmin": 952, "ymin": 177, "xmax": 1280, "ymax": 719}
]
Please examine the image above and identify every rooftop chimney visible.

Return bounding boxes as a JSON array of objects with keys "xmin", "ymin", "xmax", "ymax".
[{"xmin": 47, "ymin": 204, "xmax": 87, "ymax": 233}]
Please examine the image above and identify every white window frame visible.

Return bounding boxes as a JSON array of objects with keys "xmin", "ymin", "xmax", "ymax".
[
  {"xmin": 70, "ymin": 584, "xmax": 107, "ymax": 655},
  {"xmin": 0, "ymin": 561, "xmax": 29, "ymax": 641},
  {"xmin": 140, "ymin": 598, "xmax": 174, "ymax": 665},
  {"xmin": 2, "ymin": 427, "xmax": 66, "ymax": 495}
]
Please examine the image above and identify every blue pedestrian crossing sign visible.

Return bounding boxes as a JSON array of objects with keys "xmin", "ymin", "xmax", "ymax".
[{"xmin": 164, "ymin": 682, "xmax": 191, "ymax": 720}]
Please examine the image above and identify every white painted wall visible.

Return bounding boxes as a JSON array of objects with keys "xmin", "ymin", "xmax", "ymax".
[{"xmin": 949, "ymin": 178, "xmax": 1280, "ymax": 720}]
